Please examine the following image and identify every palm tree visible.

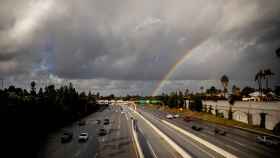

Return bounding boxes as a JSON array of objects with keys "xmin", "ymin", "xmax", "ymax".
[
  {"xmin": 220, "ymin": 75, "xmax": 229, "ymax": 98},
  {"xmin": 255, "ymin": 70, "xmax": 265, "ymax": 100},
  {"xmin": 263, "ymin": 69, "xmax": 275, "ymax": 91}
]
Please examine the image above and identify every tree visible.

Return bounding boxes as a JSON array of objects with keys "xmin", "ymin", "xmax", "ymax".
[
  {"xmin": 184, "ymin": 89, "xmax": 189, "ymax": 97},
  {"xmin": 96, "ymin": 92, "xmax": 100, "ymax": 98},
  {"xmin": 255, "ymin": 70, "xmax": 265, "ymax": 100},
  {"xmin": 38, "ymin": 88, "xmax": 44, "ymax": 97},
  {"xmin": 30, "ymin": 81, "xmax": 36, "ymax": 96},
  {"xmin": 109, "ymin": 94, "xmax": 115, "ymax": 100},
  {"xmin": 190, "ymin": 96, "xmax": 203, "ymax": 112},
  {"xmin": 241, "ymin": 86, "xmax": 255, "ymax": 97},
  {"xmin": 228, "ymin": 95, "xmax": 238, "ymax": 120},
  {"xmin": 200, "ymin": 86, "xmax": 204, "ymax": 94},
  {"xmin": 178, "ymin": 90, "xmax": 184, "ymax": 108},
  {"xmin": 220, "ymin": 75, "xmax": 229, "ymax": 98},
  {"xmin": 2, "ymin": 81, "xmax": 100, "ymax": 157},
  {"xmin": 263, "ymin": 69, "xmax": 274, "ymax": 91},
  {"xmin": 207, "ymin": 86, "xmax": 218, "ymax": 96},
  {"xmin": 232, "ymin": 85, "xmax": 240, "ymax": 96},
  {"xmin": 167, "ymin": 92, "xmax": 177, "ymax": 108}
]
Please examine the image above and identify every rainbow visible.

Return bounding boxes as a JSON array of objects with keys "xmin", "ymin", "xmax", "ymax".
[
  {"xmin": 151, "ymin": 39, "xmax": 209, "ymax": 96},
  {"xmin": 151, "ymin": 51, "xmax": 193, "ymax": 96}
]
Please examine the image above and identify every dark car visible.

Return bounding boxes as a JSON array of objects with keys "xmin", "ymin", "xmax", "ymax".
[
  {"xmin": 78, "ymin": 120, "xmax": 86, "ymax": 126},
  {"xmin": 61, "ymin": 132, "xmax": 73, "ymax": 143},
  {"xmin": 104, "ymin": 119, "xmax": 110, "ymax": 125},
  {"xmin": 256, "ymin": 136, "xmax": 280, "ymax": 147},
  {"xmin": 99, "ymin": 129, "xmax": 107, "ymax": 136},
  {"xmin": 184, "ymin": 116, "xmax": 194, "ymax": 122},
  {"xmin": 214, "ymin": 128, "xmax": 227, "ymax": 136},
  {"xmin": 192, "ymin": 125, "xmax": 203, "ymax": 131}
]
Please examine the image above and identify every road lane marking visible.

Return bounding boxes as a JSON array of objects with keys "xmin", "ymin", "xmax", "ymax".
[
  {"xmin": 138, "ymin": 125, "xmax": 144, "ymax": 134},
  {"xmin": 125, "ymin": 113, "xmax": 129, "ymax": 121},
  {"xmin": 74, "ymin": 150, "xmax": 81, "ymax": 157},
  {"xmin": 144, "ymin": 112, "xmax": 216, "ymax": 158},
  {"xmin": 162, "ymin": 120, "xmax": 237, "ymax": 158},
  {"xmin": 232, "ymin": 140, "xmax": 246, "ymax": 147},
  {"xmin": 132, "ymin": 120, "xmax": 145, "ymax": 158},
  {"xmin": 132, "ymin": 109, "xmax": 192, "ymax": 158},
  {"xmin": 147, "ymin": 140, "xmax": 158, "ymax": 158}
]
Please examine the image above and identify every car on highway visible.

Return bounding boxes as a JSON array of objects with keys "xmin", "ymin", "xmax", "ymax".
[
  {"xmin": 173, "ymin": 114, "xmax": 180, "ymax": 118},
  {"xmin": 104, "ymin": 118, "xmax": 110, "ymax": 125},
  {"xmin": 61, "ymin": 132, "xmax": 73, "ymax": 143},
  {"xmin": 184, "ymin": 116, "xmax": 195, "ymax": 122},
  {"xmin": 214, "ymin": 128, "xmax": 227, "ymax": 136},
  {"xmin": 166, "ymin": 114, "xmax": 173, "ymax": 119},
  {"xmin": 99, "ymin": 129, "xmax": 107, "ymax": 136},
  {"xmin": 256, "ymin": 136, "xmax": 280, "ymax": 147},
  {"xmin": 192, "ymin": 125, "xmax": 203, "ymax": 131},
  {"xmin": 78, "ymin": 132, "xmax": 89, "ymax": 142},
  {"xmin": 96, "ymin": 119, "xmax": 101, "ymax": 124},
  {"xmin": 78, "ymin": 120, "xmax": 86, "ymax": 126}
]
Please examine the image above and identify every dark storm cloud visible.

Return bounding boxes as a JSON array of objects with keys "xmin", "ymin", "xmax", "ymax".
[{"xmin": 0, "ymin": 0, "xmax": 280, "ymax": 94}]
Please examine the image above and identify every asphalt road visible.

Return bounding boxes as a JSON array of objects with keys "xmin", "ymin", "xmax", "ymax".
[
  {"xmin": 138, "ymin": 106, "xmax": 280, "ymax": 158},
  {"xmin": 38, "ymin": 104, "xmax": 280, "ymax": 158},
  {"xmin": 126, "ymin": 108, "xmax": 183, "ymax": 158},
  {"xmin": 132, "ymin": 107, "xmax": 224, "ymax": 158},
  {"xmin": 38, "ymin": 105, "xmax": 137, "ymax": 158}
]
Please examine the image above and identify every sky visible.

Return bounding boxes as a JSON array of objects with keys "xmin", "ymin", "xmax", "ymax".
[{"xmin": 0, "ymin": 0, "xmax": 280, "ymax": 96}]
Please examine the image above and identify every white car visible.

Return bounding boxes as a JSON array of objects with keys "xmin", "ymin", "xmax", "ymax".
[
  {"xmin": 173, "ymin": 114, "xmax": 180, "ymax": 118},
  {"xmin": 78, "ymin": 132, "xmax": 89, "ymax": 142},
  {"xmin": 166, "ymin": 114, "xmax": 173, "ymax": 119}
]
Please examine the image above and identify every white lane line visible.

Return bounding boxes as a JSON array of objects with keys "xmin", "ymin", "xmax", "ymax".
[
  {"xmin": 232, "ymin": 140, "xmax": 246, "ymax": 147},
  {"xmin": 225, "ymin": 144, "xmax": 239, "ymax": 152},
  {"xmin": 147, "ymin": 140, "xmax": 158, "ymax": 158},
  {"xmin": 74, "ymin": 150, "xmax": 81, "ymax": 157},
  {"xmin": 132, "ymin": 109, "xmax": 192, "ymax": 158},
  {"xmin": 138, "ymin": 125, "xmax": 144, "ymax": 134},
  {"xmin": 146, "ymin": 113, "xmax": 215, "ymax": 158},
  {"xmin": 162, "ymin": 120, "xmax": 237, "ymax": 158},
  {"xmin": 125, "ymin": 113, "xmax": 129, "ymax": 121},
  {"xmin": 132, "ymin": 120, "xmax": 145, "ymax": 158}
]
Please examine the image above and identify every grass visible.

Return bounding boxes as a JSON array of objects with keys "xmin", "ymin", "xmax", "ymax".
[{"xmin": 143, "ymin": 104, "xmax": 273, "ymax": 134}]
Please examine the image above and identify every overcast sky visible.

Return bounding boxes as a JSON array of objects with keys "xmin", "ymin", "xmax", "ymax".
[{"xmin": 0, "ymin": 0, "xmax": 279, "ymax": 95}]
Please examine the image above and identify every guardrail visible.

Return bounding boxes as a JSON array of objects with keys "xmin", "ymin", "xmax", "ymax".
[{"xmin": 132, "ymin": 119, "xmax": 144, "ymax": 158}]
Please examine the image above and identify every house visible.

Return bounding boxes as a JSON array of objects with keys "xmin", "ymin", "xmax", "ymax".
[{"xmin": 242, "ymin": 91, "xmax": 266, "ymax": 102}]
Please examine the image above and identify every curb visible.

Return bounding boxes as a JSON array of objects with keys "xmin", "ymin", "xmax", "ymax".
[
  {"xmin": 162, "ymin": 120, "xmax": 237, "ymax": 158},
  {"xmin": 132, "ymin": 109, "xmax": 192, "ymax": 158},
  {"xmin": 233, "ymin": 126, "xmax": 280, "ymax": 139}
]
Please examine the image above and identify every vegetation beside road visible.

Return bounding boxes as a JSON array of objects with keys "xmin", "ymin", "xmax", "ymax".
[{"xmin": 1, "ymin": 81, "xmax": 103, "ymax": 158}]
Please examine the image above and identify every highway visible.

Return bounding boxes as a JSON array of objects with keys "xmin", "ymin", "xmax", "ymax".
[
  {"xmin": 38, "ymin": 103, "xmax": 280, "ymax": 158},
  {"xmin": 137, "ymin": 106, "xmax": 280, "ymax": 158},
  {"xmin": 38, "ymin": 105, "xmax": 137, "ymax": 158}
]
